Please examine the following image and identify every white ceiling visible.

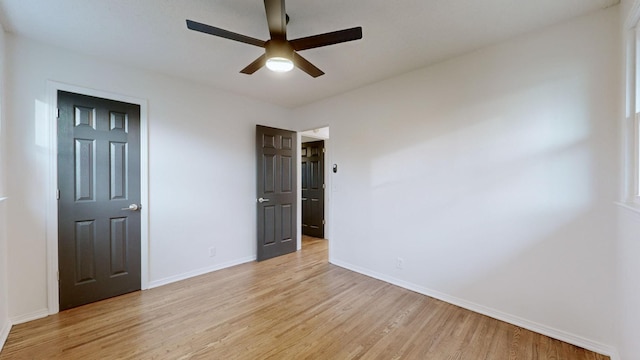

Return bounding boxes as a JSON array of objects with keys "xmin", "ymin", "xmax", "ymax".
[{"xmin": 0, "ymin": 0, "xmax": 619, "ymax": 108}]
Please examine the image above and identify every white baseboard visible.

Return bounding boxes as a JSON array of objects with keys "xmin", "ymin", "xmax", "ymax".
[
  {"xmin": 148, "ymin": 256, "xmax": 256, "ymax": 289},
  {"xmin": 0, "ymin": 320, "xmax": 11, "ymax": 353},
  {"xmin": 9, "ymin": 308, "xmax": 49, "ymax": 325},
  {"xmin": 330, "ymin": 259, "xmax": 619, "ymax": 359}
]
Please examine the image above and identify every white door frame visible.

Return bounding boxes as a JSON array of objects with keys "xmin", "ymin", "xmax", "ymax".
[{"xmin": 45, "ymin": 81, "xmax": 150, "ymax": 314}]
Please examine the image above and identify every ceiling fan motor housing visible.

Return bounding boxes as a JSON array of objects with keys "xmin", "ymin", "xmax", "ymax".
[{"xmin": 265, "ymin": 39, "xmax": 294, "ymax": 60}]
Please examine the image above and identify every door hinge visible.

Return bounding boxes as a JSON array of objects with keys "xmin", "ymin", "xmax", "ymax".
[
  {"xmin": 57, "ymin": 271, "xmax": 59, "ymax": 281},
  {"xmin": 56, "ymin": 189, "xmax": 60, "ymax": 200},
  {"xmin": 56, "ymin": 108, "xmax": 60, "ymax": 119},
  {"xmin": 323, "ymin": 184, "xmax": 326, "ymax": 189},
  {"xmin": 322, "ymin": 148, "xmax": 326, "ymax": 153},
  {"xmin": 322, "ymin": 219, "xmax": 326, "ymax": 225}
]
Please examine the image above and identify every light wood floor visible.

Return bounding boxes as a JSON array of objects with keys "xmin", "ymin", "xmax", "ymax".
[{"xmin": 1, "ymin": 236, "xmax": 608, "ymax": 359}]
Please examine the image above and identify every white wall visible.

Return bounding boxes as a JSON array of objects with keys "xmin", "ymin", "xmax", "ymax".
[
  {"xmin": 0, "ymin": 199, "xmax": 8, "ymax": 348},
  {"xmin": 622, "ymin": 0, "xmax": 637, "ymax": 21},
  {"xmin": 5, "ymin": 35, "xmax": 290, "ymax": 320},
  {"xmin": 616, "ymin": 2, "xmax": 640, "ymax": 359},
  {"xmin": 291, "ymin": 8, "xmax": 620, "ymax": 353},
  {"xmin": 0, "ymin": 24, "xmax": 4, "ymax": 197},
  {"xmin": 0, "ymin": 21, "xmax": 11, "ymax": 350},
  {"xmin": 615, "ymin": 207, "xmax": 640, "ymax": 359}
]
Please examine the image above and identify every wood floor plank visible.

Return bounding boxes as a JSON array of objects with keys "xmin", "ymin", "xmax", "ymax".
[{"xmin": 0, "ymin": 236, "xmax": 609, "ymax": 360}]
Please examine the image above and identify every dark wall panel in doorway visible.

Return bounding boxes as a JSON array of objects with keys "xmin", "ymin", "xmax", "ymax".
[{"xmin": 301, "ymin": 140, "xmax": 325, "ymax": 239}]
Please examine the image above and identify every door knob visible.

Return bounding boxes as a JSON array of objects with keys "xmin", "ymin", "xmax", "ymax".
[
  {"xmin": 122, "ymin": 204, "xmax": 141, "ymax": 211},
  {"xmin": 257, "ymin": 197, "xmax": 270, "ymax": 204}
]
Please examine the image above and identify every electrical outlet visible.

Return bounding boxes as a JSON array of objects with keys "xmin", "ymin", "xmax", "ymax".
[
  {"xmin": 396, "ymin": 257, "xmax": 404, "ymax": 269},
  {"xmin": 209, "ymin": 247, "xmax": 216, "ymax": 257}
]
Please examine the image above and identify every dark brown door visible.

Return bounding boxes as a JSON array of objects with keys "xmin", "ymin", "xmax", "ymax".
[
  {"xmin": 57, "ymin": 91, "xmax": 141, "ymax": 310},
  {"xmin": 301, "ymin": 140, "xmax": 324, "ymax": 238},
  {"xmin": 256, "ymin": 125, "xmax": 297, "ymax": 261}
]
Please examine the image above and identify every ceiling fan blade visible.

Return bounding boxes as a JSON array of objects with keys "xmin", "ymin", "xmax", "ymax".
[
  {"xmin": 186, "ymin": 19, "xmax": 265, "ymax": 47},
  {"xmin": 293, "ymin": 52, "xmax": 324, "ymax": 78},
  {"xmin": 264, "ymin": 0, "xmax": 287, "ymax": 40},
  {"xmin": 240, "ymin": 54, "xmax": 267, "ymax": 75},
  {"xmin": 290, "ymin": 27, "xmax": 362, "ymax": 51}
]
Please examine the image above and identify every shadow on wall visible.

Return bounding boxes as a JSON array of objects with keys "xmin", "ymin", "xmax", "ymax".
[{"xmin": 328, "ymin": 18, "xmax": 618, "ymax": 343}]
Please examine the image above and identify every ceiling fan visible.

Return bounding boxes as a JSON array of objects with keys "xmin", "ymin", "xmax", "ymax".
[{"xmin": 186, "ymin": 0, "xmax": 363, "ymax": 77}]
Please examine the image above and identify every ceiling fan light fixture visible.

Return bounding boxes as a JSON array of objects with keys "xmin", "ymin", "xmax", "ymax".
[{"xmin": 266, "ymin": 57, "xmax": 294, "ymax": 72}]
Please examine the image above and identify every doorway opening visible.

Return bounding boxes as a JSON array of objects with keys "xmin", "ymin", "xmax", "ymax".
[{"xmin": 299, "ymin": 127, "xmax": 330, "ymax": 247}]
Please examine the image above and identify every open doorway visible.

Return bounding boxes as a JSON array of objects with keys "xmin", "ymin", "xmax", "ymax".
[
  {"xmin": 300, "ymin": 127, "xmax": 329, "ymax": 247},
  {"xmin": 301, "ymin": 140, "xmax": 324, "ymax": 238}
]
